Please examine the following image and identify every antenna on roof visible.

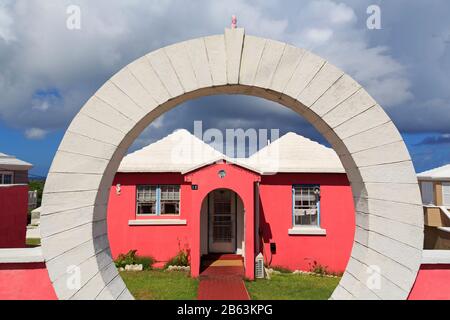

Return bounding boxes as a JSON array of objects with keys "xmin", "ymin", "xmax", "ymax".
[{"xmin": 231, "ymin": 15, "xmax": 237, "ymax": 29}]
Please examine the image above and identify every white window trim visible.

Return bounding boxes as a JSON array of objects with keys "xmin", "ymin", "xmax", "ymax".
[
  {"xmin": 288, "ymin": 226, "xmax": 327, "ymax": 236},
  {"xmin": 0, "ymin": 171, "xmax": 14, "ymax": 185},
  {"xmin": 129, "ymin": 219, "xmax": 187, "ymax": 226}
]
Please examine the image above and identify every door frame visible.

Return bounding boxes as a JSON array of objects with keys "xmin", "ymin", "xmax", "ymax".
[{"xmin": 207, "ymin": 189, "xmax": 239, "ymax": 254}]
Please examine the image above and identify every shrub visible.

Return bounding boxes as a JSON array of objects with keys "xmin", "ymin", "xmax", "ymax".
[
  {"xmin": 165, "ymin": 240, "xmax": 191, "ymax": 269},
  {"xmin": 165, "ymin": 250, "xmax": 190, "ymax": 268},
  {"xmin": 309, "ymin": 261, "xmax": 330, "ymax": 276},
  {"xmin": 115, "ymin": 250, "xmax": 155, "ymax": 270}
]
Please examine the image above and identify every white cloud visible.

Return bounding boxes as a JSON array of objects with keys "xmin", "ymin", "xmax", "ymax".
[
  {"xmin": 329, "ymin": 4, "xmax": 356, "ymax": 24},
  {"xmin": 25, "ymin": 128, "xmax": 48, "ymax": 140},
  {"xmin": 0, "ymin": 3, "xmax": 15, "ymax": 42},
  {"xmin": 304, "ymin": 28, "xmax": 334, "ymax": 44}
]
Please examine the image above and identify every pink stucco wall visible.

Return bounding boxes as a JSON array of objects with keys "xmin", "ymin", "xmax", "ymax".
[
  {"xmin": 107, "ymin": 164, "xmax": 355, "ymax": 279},
  {"xmin": 259, "ymin": 173, "xmax": 355, "ymax": 273},
  {"xmin": 185, "ymin": 163, "xmax": 260, "ymax": 279},
  {"xmin": 108, "ymin": 173, "xmax": 192, "ymax": 267},
  {"xmin": 408, "ymin": 264, "xmax": 450, "ymax": 300},
  {"xmin": 0, "ymin": 185, "xmax": 28, "ymax": 248},
  {"xmin": 108, "ymin": 163, "xmax": 260, "ymax": 279},
  {"xmin": 0, "ymin": 263, "xmax": 57, "ymax": 300}
]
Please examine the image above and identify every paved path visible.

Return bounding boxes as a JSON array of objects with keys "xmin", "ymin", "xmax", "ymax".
[{"xmin": 198, "ymin": 254, "xmax": 250, "ymax": 300}]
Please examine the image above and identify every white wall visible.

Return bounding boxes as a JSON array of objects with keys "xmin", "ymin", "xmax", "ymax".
[{"xmin": 236, "ymin": 195, "xmax": 245, "ymax": 257}]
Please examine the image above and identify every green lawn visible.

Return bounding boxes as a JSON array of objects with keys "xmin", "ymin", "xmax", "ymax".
[
  {"xmin": 120, "ymin": 270, "xmax": 339, "ymax": 300},
  {"xmin": 121, "ymin": 270, "xmax": 199, "ymax": 300},
  {"xmin": 245, "ymin": 273, "xmax": 340, "ymax": 300}
]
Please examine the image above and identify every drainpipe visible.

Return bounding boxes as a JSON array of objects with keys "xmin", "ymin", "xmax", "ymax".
[{"xmin": 255, "ymin": 181, "xmax": 260, "ymax": 254}]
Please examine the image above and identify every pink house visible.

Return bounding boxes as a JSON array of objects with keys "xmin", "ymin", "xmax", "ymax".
[{"xmin": 107, "ymin": 130, "xmax": 355, "ymax": 280}]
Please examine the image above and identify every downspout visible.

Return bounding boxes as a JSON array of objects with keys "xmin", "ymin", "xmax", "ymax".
[{"xmin": 255, "ymin": 181, "xmax": 260, "ymax": 254}]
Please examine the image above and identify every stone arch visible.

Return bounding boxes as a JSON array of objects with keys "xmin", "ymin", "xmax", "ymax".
[{"xmin": 41, "ymin": 28, "xmax": 423, "ymax": 300}]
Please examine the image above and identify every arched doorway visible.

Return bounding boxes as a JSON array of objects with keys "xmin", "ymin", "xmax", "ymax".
[
  {"xmin": 40, "ymin": 28, "xmax": 423, "ymax": 300},
  {"xmin": 201, "ymin": 189, "xmax": 245, "ymax": 257}
]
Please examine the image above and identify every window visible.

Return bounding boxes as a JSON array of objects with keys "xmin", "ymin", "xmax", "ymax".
[
  {"xmin": 420, "ymin": 181, "xmax": 435, "ymax": 205},
  {"xmin": 293, "ymin": 185, "xmax": 320, "ymax": 227},
  {"xmin": 0, "ymin": 172, "xmax": 13, "ymax": 185},
  {"xmin": 443, "ymin": 182, "xmax": 450, "ymax": 207},
  {"xmin": 160, "ymin": 185, "xmax": 180, "ymax": 215},
  {"xmin": 137, "ymin": 185, "xmax": 157, "ymax": 215},
  {"xmin": 136, "ymin": 185, "xmax": 180, "ymax": 216}
]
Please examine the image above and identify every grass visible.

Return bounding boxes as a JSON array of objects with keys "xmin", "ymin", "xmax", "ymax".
[
  {"xmin": 245, "ymin": 273, "xmax": 340, "ymax": 300},
  {"xmin": 120, "ymin": 269, "xmax": 339, "ymax": 300},
  {"xmin": 120, "ymin": 270, "xmax": 199, "ymax": 300},
  {"xmin": 26, "ymin": 238, "xmax": 41, "ymax": 247}
]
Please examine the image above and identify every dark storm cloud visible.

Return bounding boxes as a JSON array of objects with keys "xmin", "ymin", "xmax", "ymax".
[{"xmin": 0, "ymin": 0, "xmax": 448, "ymax": 143}]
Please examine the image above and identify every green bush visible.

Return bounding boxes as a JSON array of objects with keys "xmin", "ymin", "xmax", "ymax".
[
  {"xmin": 309, "ymin": 261, "xmax": 330, "ymax": 276},
  {"xmin": 115, "ymin": 250, "xmax": 155, "ymax": 270},
  {"xmin": 165, "ymin": 250, "xmax": 190, "ymax": 268},
  {"xmin": 135, "ymin": 256, "xmax": 155, "ymax": 270}
]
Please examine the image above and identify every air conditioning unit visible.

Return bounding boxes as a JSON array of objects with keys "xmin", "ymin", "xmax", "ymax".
[{"xmin": 255, "ymin": 253, "xmax": 265, "ymax": 279}]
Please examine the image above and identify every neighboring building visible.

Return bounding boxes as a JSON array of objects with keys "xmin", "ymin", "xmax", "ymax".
[
  {"xmin": 418, "ymin": 164, "xmax": 450, "ymax": 250},
  {"xmin": 107, "ymin": 130, "xmax": 355, "ymax": 279},
  {"xmin": 0, "ymin": 153, "xmax": 33, "ymax": 248},
  {"xmin": 0, "ymin": 153, "xmax": 32, "ymax": 185}
]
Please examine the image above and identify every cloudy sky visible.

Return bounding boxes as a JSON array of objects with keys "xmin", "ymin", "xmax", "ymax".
[{"xmin": 0, "ymin": 0, "xmax": 449, "ymax": 177}]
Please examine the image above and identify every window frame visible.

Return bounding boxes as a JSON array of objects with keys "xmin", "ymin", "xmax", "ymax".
[
  {"xmin": 159, "ymin": 185, "xmax": 181, "ymax": 216},
  {"xmin": 0, "ymin": 171, "xmax": 14, "ymax": 185},
  {"xmin": 292, "ymin": 184, "xmax": 321, "ymax": 228},
  {"xmin": 136, "ymin": 184, "xmax": 181, "ymax": 217}
]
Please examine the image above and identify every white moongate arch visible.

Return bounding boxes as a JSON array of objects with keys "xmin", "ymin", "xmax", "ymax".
[{"xmin": 41, "ymin": 29, "xmax": 423, "ymax": 300}]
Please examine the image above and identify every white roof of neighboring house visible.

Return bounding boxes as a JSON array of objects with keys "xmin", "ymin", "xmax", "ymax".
[
  {"xmin": 118, "ymin": 130, "xmax": 345, "ymax": 174},
  {"xmin": 0, "ymin": 152, "xmax": 33, "ymax": 171},
  {"xmin": 417, "ymin": 164, "xmax": 450, "ymax": 181}
]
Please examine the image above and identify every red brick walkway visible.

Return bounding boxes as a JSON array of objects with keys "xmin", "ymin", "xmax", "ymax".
[{"xmin": 198, "ymin": 254, "xmax": 250, "ymax": 300}]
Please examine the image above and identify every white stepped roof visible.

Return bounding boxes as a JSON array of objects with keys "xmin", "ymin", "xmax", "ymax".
[
  {"xmin": 417, "ymin": 164, "xmax": 450, "ymax": 181},
  {"xmin": 118, "ymin": 130, "xmax": 345, "ymax": 174},
  {"xmin": 0, "ymin": 152, "xmax": 33, "ymax": 171},
  {"xmin": 118, "ymin": 129, "xmax": 225, "ymax": 173},
  {"xmin": 240, "ymin": 132, "xmax": 345, "ymax": 174}
]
